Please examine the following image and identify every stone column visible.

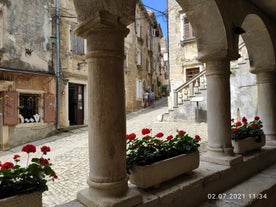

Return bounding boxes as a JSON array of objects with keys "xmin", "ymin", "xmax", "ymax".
[
  {"xmin": 75, "ymin": 12, "xmax": 141, "ymax": 207},
  {"xmin": 202, "ymin": 60, "xmax": 242, "ymax": 165},
  {"xmin": 256, "ymin": 72, "xmax": 276, "ymax": 143}
]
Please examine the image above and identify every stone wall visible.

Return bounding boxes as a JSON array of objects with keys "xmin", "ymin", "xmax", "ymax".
[{"xmin": 1, "ymin": 0, "xmax": 51, "ymax": 71}]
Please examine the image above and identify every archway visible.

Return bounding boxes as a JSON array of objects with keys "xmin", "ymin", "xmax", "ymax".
[
  {"xmin": 241, "ymin": 14, "xmax": 275, "ymax": 72},
  {"xmin": 241, "ymin": 14, "xmax": 276, "ymax": 141}
]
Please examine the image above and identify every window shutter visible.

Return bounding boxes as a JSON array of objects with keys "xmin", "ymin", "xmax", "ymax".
[
  {"xmin": 136, "ymin": 49, "xmax": 142, "ymax": 65},
  {"xmin": 3, "ymin": 91, "xmax": 18, "ymax": 126},
  {"xmin": 136, "ymin": 80, "xmax": 143, "ymax": 99},
  {"xmin": 44, "ymin": 93, "xmax": 55, "ymax": 123},
  {"xmin": 136, "ymin": 23, "xmax": 141, "ymax": 38}
]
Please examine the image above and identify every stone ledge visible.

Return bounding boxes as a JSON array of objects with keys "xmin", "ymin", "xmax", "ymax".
[
  {"xmin": 133, "ymin": 147, "xmax": 276, "ymax": 207},
  {"xmin": 57, "ymin": 147, "xmax": 276, "ymax": 207},
  {"xmin": 202, "ymin": 163, "xmax": 276, "ymax": 206}
]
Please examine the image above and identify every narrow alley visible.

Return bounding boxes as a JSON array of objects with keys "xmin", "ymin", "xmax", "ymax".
[{"xmin": 0, "ymin": 98, "xmax": 207, "ymax": 207}]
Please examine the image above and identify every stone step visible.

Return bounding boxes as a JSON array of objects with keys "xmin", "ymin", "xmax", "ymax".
[{"xmin": 201, "ymin": 162, "xmax": 276, "ymax": 207}]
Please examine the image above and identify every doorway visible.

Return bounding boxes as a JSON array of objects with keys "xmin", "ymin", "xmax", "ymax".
[{"xmin": 69, "ymin": 83, "xmax": 84, "ymax": 125}]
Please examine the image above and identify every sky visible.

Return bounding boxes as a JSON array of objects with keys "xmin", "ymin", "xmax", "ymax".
[{"xmin": 142, "ymin": 0, "xmax": 168, "ymax": 40}]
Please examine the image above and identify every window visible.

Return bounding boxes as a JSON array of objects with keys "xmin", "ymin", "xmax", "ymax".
[
  {"xmin": 136, "ymin": 22, "xmax": 142, "ymax": 38},
  {"xmin": 136, "ymin": 79, "xmax": 143, "ymax": 99},
  {"xmin": 19, "ymin": 94, "xmax": 41, "ymax": 123},
  {"xmin": 186, "ymin": 67, "xmax": 200, "ymax": 81},
  {"xmin": 147, "ymin": 59, "xmax": 151, "ymax": 74},
  {"xmin": 147, "ymin": 32, "xmax": 152, "ymax": 50},
  {"xmin": 180, "ymin": 13, "xmax": 194, "ymax": 41},
  {"xmin": 136, "ymin": 48, "xmax": 142, "ymax": 66},
  {"xmin": 70, "ymin": 28, "xmax": 85, "ymax": 55}
]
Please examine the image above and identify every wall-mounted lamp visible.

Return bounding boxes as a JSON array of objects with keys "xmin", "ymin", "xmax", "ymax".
[
  {"xmin": 62, "ymin": 78, "xmax": 69, "ymax": 85},
  {"xmin": 233, "ymin": 26, "xmax": 246, "ymax": 35}
]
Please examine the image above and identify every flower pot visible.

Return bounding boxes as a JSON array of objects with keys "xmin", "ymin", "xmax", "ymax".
[
  {"xmin": 0, "ymin": 191, "xmax": 42, "ymax": 207},
  {"xmin": 232, "ymin": 135, "xmax": 265, "ymax": 154},
  {"xmin": 129, "ymin": 151, "xmax": 200, "ymax": 188}
]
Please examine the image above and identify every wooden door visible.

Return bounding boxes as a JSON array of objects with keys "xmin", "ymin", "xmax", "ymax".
[{"xmin": 69, "ymin": 84, "xmax": 84, "ymax": 125}]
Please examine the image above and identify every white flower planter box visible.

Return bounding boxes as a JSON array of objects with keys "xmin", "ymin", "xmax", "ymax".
[
  {"xmin": 232, "ymin": 135, "xmax": 265, "ymax": 154},
  {"xmin": 0, "ymin": 192, "xmax": 42, "ymax": 207},
  {"xmin": 129, "ymin": 151, "xmax": 199, "ymax": 188}
]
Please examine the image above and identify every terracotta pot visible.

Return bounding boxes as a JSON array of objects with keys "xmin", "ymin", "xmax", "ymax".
[
  {"xmin": 232, "ymin": 135, "xmax": 265, "ymax": 154},
  {"xmin": 0, "ymin": 191, "xmax": 42, "ymax": 207},
  {"xmin": 129, "ymin": 151, "xmax": 200, "ymax": 188}
]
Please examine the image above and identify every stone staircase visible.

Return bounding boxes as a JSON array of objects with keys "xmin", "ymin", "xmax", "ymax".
[
  {"xmin": 162, "ymin": 41, "xmax": 252, "ymax": 123},
  {"xmin": 162, "ymin": 69, "xmax": 208, "ymax": 122}
]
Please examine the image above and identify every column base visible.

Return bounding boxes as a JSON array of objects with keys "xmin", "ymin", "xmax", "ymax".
[
  {"xmin": 0, "ymin": 144, "xmax": 9, "ymax": 151},
  {"xmin": 201, "ymin": 150, "xmax": 243, "ymax": 166},
  {"xmin": 265, "ymin": 134, "xmax": 276, "ymax": 146},
  {"xmin": 77, "ymin": 187, "xmax": 142, "ymax": 207}
]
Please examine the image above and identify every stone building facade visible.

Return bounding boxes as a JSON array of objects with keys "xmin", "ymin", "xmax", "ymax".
[
  {"xmin": 0, "ymin": 0, "xmax": 56, "ymax": 149},
  {"xmin": 168, "ymin": 0, "xmax": 204, "ymax": 107},
  {"xmin": 124, "ymin": 0, "xmax": 164, "ymax": 112},
  {"xmin": 0, "ymin": 0, "xmax": 165, "ymax": 149},
  {"xmin": 56, "ymin": 0, "xmax": 88, "ymax": 128}
]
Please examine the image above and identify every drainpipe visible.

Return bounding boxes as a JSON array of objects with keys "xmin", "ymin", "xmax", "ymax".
[{"xmin": 55, "ymin": 0, "xmax": 60, "ymax": 130}]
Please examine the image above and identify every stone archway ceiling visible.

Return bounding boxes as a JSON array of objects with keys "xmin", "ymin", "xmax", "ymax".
[
  {"xmin": 250, "ymin": 0, "xmax": 276, "ymax": 21},
  {"xmin": 242, "ymin": 14, "xmax": 275, "ymax": 73},
  {"xmin": 176, "ymin": 0, "xmax": 231, "ymax": 62},
  {"xmin": 72, "ymin": 0, "xmax": 137, "ymax": 26}
]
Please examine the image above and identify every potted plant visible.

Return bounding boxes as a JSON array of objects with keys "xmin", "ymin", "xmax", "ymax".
[
  {"xmin": 0, "ymin": 144, "xmax": 57, "ymax": 207},
  {"xmin": 126, "ymin": 128, "xmax": 200, "ymax": 188},
  {"xmin": 231, "ymin": 116, "xmax": 265, "ymax": 154}
]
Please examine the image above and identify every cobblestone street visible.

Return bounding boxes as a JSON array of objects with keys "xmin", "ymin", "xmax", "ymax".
[{"xmin": 0, "ymin": 98, "xmax": 208, "ymax": 207}]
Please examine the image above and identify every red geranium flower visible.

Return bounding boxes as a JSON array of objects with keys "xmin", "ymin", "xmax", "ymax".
[
  {"xmin": 126, "ymin": 133, "xmax": 136, "ymax": 140},
  {"xmin": 40, "ymin": 158, "xmax": 49, "ymax": 165},
  {"xmin": 232, "ymin": 128, "xmax": 238, "ymax": 134},
  {"xmin": 236, "ymin": 121, "xmax": 242, "ymax": 127},
  {"xmin": 178, "ymin": 130, "xmax": 185, "ymax": 136},
  {"xmin": 231, "ymin": 118, "xmax": 235, "ymax": 122},
  {"xmin": 13, "ymin": 154, "xmax": 20, "ymax": 161},
  {"xmin": 141, "ymin": 128, "xmax": 151, "ymax": 135},
  {"xmin": 166, "ymin": 135, "xmax": 173, "ymax": 140},
  {"xmin": 41, "ymin": 146, "xmax": 51, "ymax": 154},
  {"xmin": 194, "ymin": 135, "xmax": 201, "ymax": 141},
  {"xmin": 242, "ymin": 117, "xmax": 247, "ymax": 123},
  {"xmin": 1, "ymin": 162, "xmax": 14, "ymax": 170},
  {"xmin": 144, "ymin": 135, "xmax": 151, "ymax": 139},
  {"xmin": 251, "ymin": 123, "xmax": 259, "ymax": 129},
  {"xmin": 254, "ymin": 116, "xmax": 260, "ymax": 121},
  {"xmin": 22, "ymin": 144, "xmax": 36, "ymax": 154},
  {"xmin": 50, "ymin": 174, "xmax": 58, "ymax": 179},
  {"xmin": 155, "ymin": 132, "xmax": 164, "ymax": 138}
]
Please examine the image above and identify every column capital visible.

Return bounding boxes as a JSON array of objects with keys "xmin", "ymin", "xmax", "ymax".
[
  {"xmin": 205, "ymin": 60, "xmax": 231, "ymax": 77},
  {"xmin": 197, "ymin": 50, "xmax": 240, "ymax": 63},
  {"xmin": 250, "ymin": 66, "xmax": 276, "ymax": 75},
  {"xmin": 73, "ymin": 0, "xmax": 136, "ymax": 26},
  {"xmin": 256, "ymin": 71, "xmax": 276, "ymax": 84},
  {"xmin": 74, "ymin": 11, "xmax": 129, "ymax": 39}
]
